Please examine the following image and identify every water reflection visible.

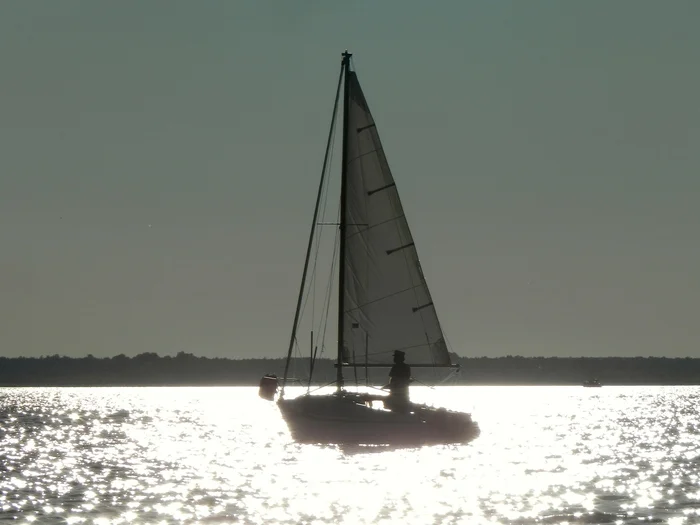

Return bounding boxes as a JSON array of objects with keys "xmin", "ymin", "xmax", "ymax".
[{"xmin": 0, "ymin": 386, "xmax": 698, "ymax": 524}]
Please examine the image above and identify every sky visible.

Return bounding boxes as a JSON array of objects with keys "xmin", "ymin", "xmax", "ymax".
[{"xmin": 1, "ymin": 1, "xmax": 699, "ymax": 360}]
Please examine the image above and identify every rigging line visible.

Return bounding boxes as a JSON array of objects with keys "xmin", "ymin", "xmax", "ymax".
[
  {"xmin": 298, "ymin": 249, "xmax": 317, "ymax": 324},
  {"xmin": 317, "ymin": 123, "xmax": 337, "ymax": 241},
  {"xmin": 311, "ymin": 121, "xmax": 338, "ymax": 325},
  {"xmin": 299, "ymin": 134, "xmax": 335, "ymax": 325},
  {"xmin": 316, "ymin": 207, "xmax": 341, "ymax": 355},
  {"xmin": 296, "ymin": 81, "xmax": 340, "ymax": 330},
  {"xmin": 436, "ymin": 366, "xmax": 459, "ymax": 385},
  {"xmin": 281, "ymin": 61, "xmax": 344, "ymax": 395},
  {"xmin": 312, "ymin": 117, "xmax": 338, "ymax": 324},
  {"xmin": 443, "ymin": 331, "xmax": 456, "ymax": 357},
  {"xmin": 305, "ymin": 379, "xmax": 339, "ymax": 395},
  {"xmin": 296, "ymin": 243, "xmax": 317, "ymax": 328},
  {"xmin": 347, "ymin": 341, "xmax": 449, "ymax": 364},
  {"xmin": 314, "ymin": 229, "xmax": 335, "ymax": 347},
  {"xmin": 291, "ymin": 337, "xmax": 303, "ymax": 383},
  {"xmin": 362, "ymin": 341, "xmax": 442, "ymax": 357},
  {"xmin": 409, "ymin": 377, "xmax": 437, "ymax": 390},
  {"xmin": 314, "ymin": 210, "xmax": 340, "ymax": 356}
]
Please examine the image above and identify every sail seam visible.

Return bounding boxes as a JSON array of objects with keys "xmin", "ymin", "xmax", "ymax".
[
  {"xmin": 348, "ymin": 149, "xmax": 379, "ymax": 164},
  {"xmin": 343, "ymin": 283, "xmax": 426, "ymax": 314},
  {"xmin": 345, "ymin": 214, "xmax": 405, "ymax": 240}
]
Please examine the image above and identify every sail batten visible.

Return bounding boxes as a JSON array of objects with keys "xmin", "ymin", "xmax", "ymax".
[
  {"xmin": 341, "ymin": 70, "xmax": 451, "ymax": 367},
  {"xmin": 367, "ymin": 182, "xmax": 396, "ymax": 196}
]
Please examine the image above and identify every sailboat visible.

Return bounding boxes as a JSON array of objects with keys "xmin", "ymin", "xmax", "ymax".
[{"xmin": 259, "ymin": 51, "xmax": 479, "ymax": 446}]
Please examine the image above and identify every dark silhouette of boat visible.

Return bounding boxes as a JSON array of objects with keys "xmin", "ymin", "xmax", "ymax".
[{"xmin": 258, "ymin": 51, "xmax": 479, "ymax": 446}]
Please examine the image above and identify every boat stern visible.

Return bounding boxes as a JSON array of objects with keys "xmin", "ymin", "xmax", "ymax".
[{"xmin": 258, "ymin": 374, "xmax": 279, "ymax": 401}]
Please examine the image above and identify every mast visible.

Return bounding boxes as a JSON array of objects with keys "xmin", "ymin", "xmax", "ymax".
[
  {"xmin": 336, "ymin": 50, "xmax": 352, "ymax": 392},
  {"xmin": 280, "ymin": 59, "xmax": 344, "ymax": 397}
]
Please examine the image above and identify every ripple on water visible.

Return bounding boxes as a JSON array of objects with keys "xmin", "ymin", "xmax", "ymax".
[{"xmin": 0, "ymin": 385, "xmax": 699, "ymax": 524}]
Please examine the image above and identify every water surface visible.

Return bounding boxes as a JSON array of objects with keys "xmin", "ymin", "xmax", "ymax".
[{"xmin": 1, "ymin": 386, "xmax": 699, "ymax": 524}]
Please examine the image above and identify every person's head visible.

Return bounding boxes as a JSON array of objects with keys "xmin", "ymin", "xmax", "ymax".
[{"xmin": 393, "ymin": 350, "xmax": 406, "ymax": 363}]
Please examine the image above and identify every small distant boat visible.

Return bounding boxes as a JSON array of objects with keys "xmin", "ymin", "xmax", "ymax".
[
  {"xmin": 258, "ymin": 51, "xmax": 479, "ymax": 446},
  {"xmin": 583, "ymin": 379, "xmax": 602, "ymax": 388}
]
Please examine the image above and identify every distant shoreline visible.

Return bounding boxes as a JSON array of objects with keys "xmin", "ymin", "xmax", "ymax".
[{"xmin": 1, "ymin": 354, "xmax": 699, "ymax": 387}]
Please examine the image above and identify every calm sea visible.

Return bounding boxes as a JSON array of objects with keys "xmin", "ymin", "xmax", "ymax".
[{"xmin": 1, "ymin": 386, "xmax": 699, "ymax": 524}]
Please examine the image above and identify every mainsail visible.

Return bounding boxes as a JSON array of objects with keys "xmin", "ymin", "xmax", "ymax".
[{"xmin": 341, "ymin": 71, "xmax": 451, "ymax": 367}]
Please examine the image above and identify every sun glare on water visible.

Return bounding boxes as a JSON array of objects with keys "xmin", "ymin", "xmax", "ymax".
[{"xmin": 0, "ymin": 386, "xmax": 699, "ymax": 524}]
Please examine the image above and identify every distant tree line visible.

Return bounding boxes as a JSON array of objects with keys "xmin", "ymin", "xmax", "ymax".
[{"xmin": 0, "ymin": 353, "xmax": 699, "ymax": 386}]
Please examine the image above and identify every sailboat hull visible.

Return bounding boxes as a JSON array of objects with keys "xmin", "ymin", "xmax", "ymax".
[{"xmin": 278, "ymin": 393, "xmax": 479, "ymax": 446}]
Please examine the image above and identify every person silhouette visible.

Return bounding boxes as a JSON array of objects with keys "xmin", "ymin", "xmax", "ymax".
[{"xmin": 383, "ymin": 350, "xmax": 411, "ymax": 412}]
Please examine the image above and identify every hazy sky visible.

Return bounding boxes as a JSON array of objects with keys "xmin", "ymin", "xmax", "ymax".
[{"xmin": 2, "ymin": 1, "xmax": 699, "ymax": 359}]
